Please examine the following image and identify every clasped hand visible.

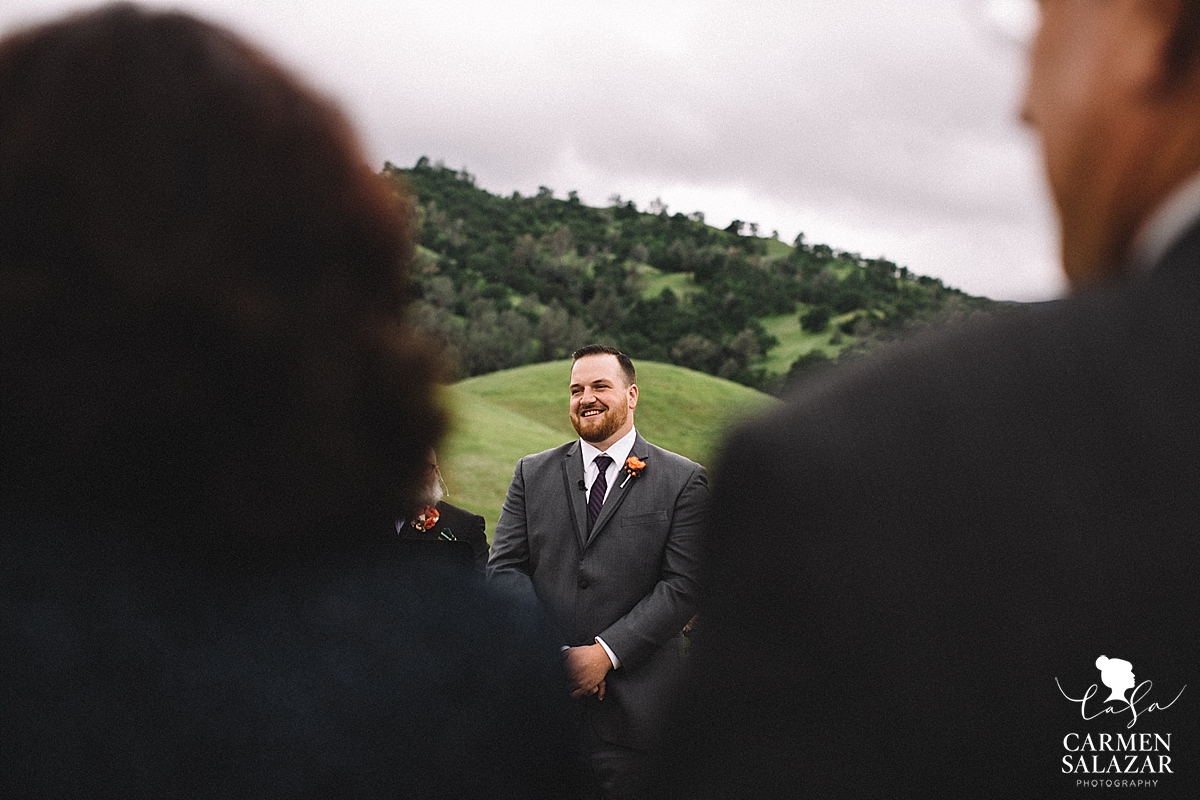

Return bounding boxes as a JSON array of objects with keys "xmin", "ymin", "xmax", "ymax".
[{"xmin": 564, "ymin": 643, "xmax": 612, "ymax": 700}]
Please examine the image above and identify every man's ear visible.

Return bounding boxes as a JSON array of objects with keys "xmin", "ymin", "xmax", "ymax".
[{"xmin": 627, "ymin": 383, "xmax": 638, "ymax": 410}]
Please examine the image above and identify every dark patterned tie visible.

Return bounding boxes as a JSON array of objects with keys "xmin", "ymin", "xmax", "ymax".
[{"xmin": 588, "ymin": 454, "xmax": 613, "ymax": 526}]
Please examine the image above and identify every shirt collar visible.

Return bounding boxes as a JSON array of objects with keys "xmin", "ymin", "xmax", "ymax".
[
  {"xmin": 579, "ymin": 426, "xmax": 638, "ymax": 470},
  {"xmin": 1130, "ymin": 169, "xmax": 1200, "ymax": 273}
]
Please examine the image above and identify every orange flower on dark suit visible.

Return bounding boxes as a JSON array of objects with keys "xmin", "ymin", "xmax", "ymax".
[
  {"xmin": 411, "ymin": 506, "xmax": 439, "ymax": 532},
  {"xmin": 619, "ymin": 456, "xmax": 647, "ymax": 488}
]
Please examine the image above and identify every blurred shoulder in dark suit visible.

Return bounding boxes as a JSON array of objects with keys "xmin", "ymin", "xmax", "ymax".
[{"xmin": 670, "ymin": 1, "xmax": 1200, "ymax": 796}]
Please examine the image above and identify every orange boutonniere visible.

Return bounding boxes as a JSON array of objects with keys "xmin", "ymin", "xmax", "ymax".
[
  {"xmin": 411, "ymin": 505, "xmax": 440, "ymax": 532},
  {"xmin": 619, "ymin": 455, "xmax": 647, "ymax": 488}
]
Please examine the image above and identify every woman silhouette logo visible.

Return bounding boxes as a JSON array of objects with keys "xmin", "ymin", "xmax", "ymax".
[
  {"xmin": 1096, "ymin": 655, "xmax": 1136, "ymax": 704},
  {"xmin": 1059, "ymin": 656, "xmax": 1184, "ymax": 727}
]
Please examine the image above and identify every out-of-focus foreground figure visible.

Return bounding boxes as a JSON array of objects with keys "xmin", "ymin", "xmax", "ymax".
[
  {"xmin": 0, "ymin": 4, "xmax": 580, "ymax": 797},
  {"xmin": 671, "ymin": 0, "xmax": 1200, "ymax": 796}
]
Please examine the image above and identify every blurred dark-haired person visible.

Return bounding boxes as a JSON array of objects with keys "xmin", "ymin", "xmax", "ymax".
[
  {"xmin": 671, "ymin": 0, "xmax": 1200, "ymax": 797},
  {"xmin": 396, "ymin": 449, "xmax": 489, "ymax": 574},
  {"xmin": 0, "ymin": 4, "xmax": 580, "ymax": 797},
  {"xmin": 488, "ymin": 344, "xmax": 707, "ymax": 799}
]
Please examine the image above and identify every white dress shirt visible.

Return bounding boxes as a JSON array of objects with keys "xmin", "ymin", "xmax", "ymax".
[
  {"xmin": 574, "ymin": 426, "xmax": 638, "ymax": 670},
  {"xmin": 580, "ymin": 427, "xmax": 638, "ymax": 506}
]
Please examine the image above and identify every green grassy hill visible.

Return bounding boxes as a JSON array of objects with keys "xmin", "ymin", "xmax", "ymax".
[{"xmin": 438, "ymin": 360, "xmax": 778, "ymax": 536}]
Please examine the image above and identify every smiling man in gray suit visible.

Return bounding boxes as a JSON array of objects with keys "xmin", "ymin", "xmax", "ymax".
[{"xmin": 488, "ymin": 344, "xmax": 707, "ymax": 799}]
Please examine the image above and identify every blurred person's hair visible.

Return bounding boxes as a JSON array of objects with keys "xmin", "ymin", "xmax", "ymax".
[{"xmin": 0, "ymin": 2, "xmax": 446, "ymax": 569}]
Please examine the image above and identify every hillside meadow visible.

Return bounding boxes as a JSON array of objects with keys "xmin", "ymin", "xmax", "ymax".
[{"xmin": 438, "ymin": 360, "xmax": 778, "ymax": 536}]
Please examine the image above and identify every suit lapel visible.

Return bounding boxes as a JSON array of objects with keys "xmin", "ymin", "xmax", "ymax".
[
  {"xmin": 585, "ymin": 435, "xmax": 647, "ymax": 547},
  {"xmin": 561, "ymin": 441, "xmax": 589, "ymax": 549}
]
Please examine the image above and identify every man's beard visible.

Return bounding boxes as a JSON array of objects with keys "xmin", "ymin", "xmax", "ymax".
[
  {"xmin": 416, "ymin": 479, "xmax": 444, "ymax": 509},
  {"xmin": 572, "ymin": 402, "xmax": 627, "ymax": 443}
]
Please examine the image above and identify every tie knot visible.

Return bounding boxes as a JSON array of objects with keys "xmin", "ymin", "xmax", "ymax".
[{"xmin": 594, "ymin": 454, "xmax": 613, "ymax": 472}]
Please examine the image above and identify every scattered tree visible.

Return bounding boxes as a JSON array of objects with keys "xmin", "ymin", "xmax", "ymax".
[{"xmin": 800, "ymin": 305, "xmax": 832, "ymax": 333}]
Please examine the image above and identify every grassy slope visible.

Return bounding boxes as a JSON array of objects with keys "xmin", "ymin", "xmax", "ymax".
[
  {"xmin": 641, "ymin": 269, "xmax": 696, "ymax": 301},
  {"xmin": 439, "ymin": 360, "xmax": 777, "ymax": 536},
  {"xmin": 759, "ymin": 312, "xmax": 842, "ymax": 373},
  {"xmin": 763, "ymin": 237, "xmax": 793, "ymax": 258}
]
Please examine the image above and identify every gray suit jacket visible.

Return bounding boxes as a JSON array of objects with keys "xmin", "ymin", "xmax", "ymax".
[{"xmin": 488, "ymin": 431, "xmax": 707, "ymax": 749}]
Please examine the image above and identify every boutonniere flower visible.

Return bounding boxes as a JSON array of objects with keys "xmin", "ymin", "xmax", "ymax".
[
  {"xmin": 619, "ymin": 455, "xmax": 647, "ymax": 488},
  {"xmin": 411, "ymin": 505, "xmax": 439, "ymax": 532}
]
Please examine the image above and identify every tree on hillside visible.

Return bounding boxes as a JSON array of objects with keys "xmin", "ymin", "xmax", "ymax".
[
  {"xmin": 671, "ymin": 335, "xmax": 721, "ymax": 374},
  {"xmin": 463, "ymin": 305, "xmax": 534, "ymax": 376},
  {"xmin": 412, "ymin": 302, "xmax": 466, "ymax": 375},
  {"xmin": 721, "ymin": 329, "xmax": 762, "ymax": 378},
  {"xmin": 587, "ymin": 283, "xmax": 625, "ymax": 334},
  {"xmin": 800, "ymin": 305, "xmax": 832, "ymax": 333},
  {"xmin": 536, "ymin": 302, "xmax": 593, "ymax": 361},
  {"xmin": 423, "ymin": 275, "xmax": 457, "ymax": 310},
  {"xmin": 786, "ymin": 349, "xmax": 833, "ymax": 387}
]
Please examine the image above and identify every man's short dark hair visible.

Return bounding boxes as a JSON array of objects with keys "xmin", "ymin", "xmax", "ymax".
[
  {"xmin": 0, "ymin": 4, "xmax": 446, "ymax": 568},
  {"xmin": 572, "ymin": 344, "xmax": 636, "ymax": 386}
]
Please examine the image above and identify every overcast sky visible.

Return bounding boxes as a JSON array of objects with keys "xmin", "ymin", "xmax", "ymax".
[{"xmin": 2, "ymin": 0, "xmax": 1063, "ymax": 301}]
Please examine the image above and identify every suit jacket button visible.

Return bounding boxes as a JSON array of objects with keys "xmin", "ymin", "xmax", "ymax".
[{"xmin": 578, "ymin": 578, "xmax": 588, "ymax": 589}]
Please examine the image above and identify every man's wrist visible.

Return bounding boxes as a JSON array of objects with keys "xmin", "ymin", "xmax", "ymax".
[{"xmin": 594, "ymin": 636, "xmax": 620, "ymax": 670}]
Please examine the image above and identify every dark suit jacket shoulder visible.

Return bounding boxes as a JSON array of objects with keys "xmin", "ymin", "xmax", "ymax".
[
  {"xmin": 675, "ymin": 237, "xmax": 1200, "ymax": 797},
  {"xmin": 399, "ymin": 501, "xmax": 488, "ymax": 574}
]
